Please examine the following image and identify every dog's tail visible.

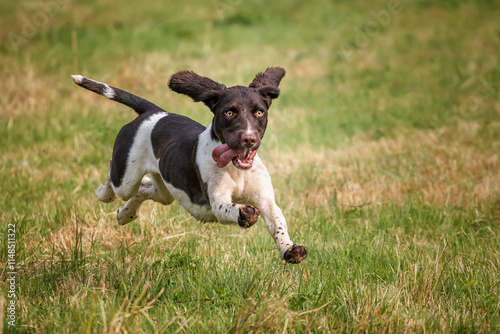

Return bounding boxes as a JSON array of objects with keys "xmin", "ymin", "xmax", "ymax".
[{"xmin": 71, "ymin": 75, "xmax": 163, "ymax": 114}]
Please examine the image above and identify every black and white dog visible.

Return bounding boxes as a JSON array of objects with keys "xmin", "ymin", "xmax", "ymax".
[{"xmin": 72, "ymin": 68, "xmax": 307, "ymax": 263}]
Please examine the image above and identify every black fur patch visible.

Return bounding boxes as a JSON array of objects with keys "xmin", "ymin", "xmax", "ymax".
[{"xmin": 151, "ymin": 113, "xmax": 208, "ymax": 206}]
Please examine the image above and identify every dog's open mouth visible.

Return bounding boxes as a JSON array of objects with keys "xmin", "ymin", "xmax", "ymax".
[{"xmin": 212, "ymin": 144, "xmax": 258, "ymax": 169}]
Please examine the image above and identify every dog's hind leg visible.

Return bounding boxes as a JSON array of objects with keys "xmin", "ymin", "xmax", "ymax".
[
  {"xmin": 132, "ymin": 173, "xmax": 175, "ymax": 206},
  {"xmin": 117, "ymin": 174, "xmax": 174, "ymax": 225},
  {"xmin": 96, "ymin": 161, "xmax": 117, "ymax": 203}
]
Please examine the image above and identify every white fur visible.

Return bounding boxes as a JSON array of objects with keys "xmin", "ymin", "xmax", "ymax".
[
  {"xmin": 71, "ymin": 74, "xmax": 84, "ymax": 84},
  {"xmin": 102, "ymin": 84, "xmax": 115, "ymax": 99},
  {"xmin": 245, "ymin": 123, "xmax": 256, "ymax": 137}
]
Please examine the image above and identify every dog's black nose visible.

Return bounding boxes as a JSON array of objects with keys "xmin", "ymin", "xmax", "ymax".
[{"xmin": 241, "ymin": 133, "xmax": 257, "ymax": 148}]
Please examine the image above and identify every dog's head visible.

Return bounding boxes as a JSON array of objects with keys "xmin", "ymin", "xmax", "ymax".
[{"xmin": 168, "ymin": 67, "xmax": 285, "ymax": 169}]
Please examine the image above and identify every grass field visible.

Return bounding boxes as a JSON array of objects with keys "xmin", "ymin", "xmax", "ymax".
[{"xmin": 1, "ymin": 0, "xmax": 500, "ymax": 332}]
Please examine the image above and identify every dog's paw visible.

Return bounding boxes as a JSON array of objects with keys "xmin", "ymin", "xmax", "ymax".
[
  {"xmin": 117, "ymin": 207, "xmax": 138, "ymax": 225},
  {"xmin": 95, "ymin": 184, "xmax": 116, "ymax": 203},
  {"xmin": 237, "ymin": 205, "xmax": 260, "ymax": 228},
  {"xmin": 283, "ymin": 244, "xmax": 307, "ymax": 264}
]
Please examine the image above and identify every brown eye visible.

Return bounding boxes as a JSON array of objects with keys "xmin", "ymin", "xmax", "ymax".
[
  {"xmin": 255, "ymin": 110, "xmax": 265, "ymax": 117},
  {"xmin": 225, "ymin": 110, "xmax": 234, "ymax": 117}
]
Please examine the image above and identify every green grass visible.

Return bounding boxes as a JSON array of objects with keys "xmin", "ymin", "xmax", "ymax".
[{"xmin": 1, "ymin": 0, "xmax": 500, "ymax": 332}]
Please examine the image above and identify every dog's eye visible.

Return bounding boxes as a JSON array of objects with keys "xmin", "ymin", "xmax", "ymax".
[
  {"xmin": 255, "ymin": 110, "xmax": 265, "ymax": 117},
  {"xmin": 225, "ymin": 110, "xmax": 235, "ymax": 117}
]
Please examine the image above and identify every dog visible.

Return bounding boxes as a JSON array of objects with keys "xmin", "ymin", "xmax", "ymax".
[{"xmin": 71, "ymin": 67, "xmax": 307, "ymax": 263}]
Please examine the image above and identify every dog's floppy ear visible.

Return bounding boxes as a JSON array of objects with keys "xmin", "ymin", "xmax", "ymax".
[
  {"xmin": 249, "ymin": 67, "xmax": 286, "ymax": 105},
  {"xmin": 168, "ymin": 71, "xmax": 226, "ymax": 110}
]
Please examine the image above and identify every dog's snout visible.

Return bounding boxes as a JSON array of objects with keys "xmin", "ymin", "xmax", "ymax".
[{"xmin": 241, "ymin": 133, "xmax": 258, "ymax": 148}]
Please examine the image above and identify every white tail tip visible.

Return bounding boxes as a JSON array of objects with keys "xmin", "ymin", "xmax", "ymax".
[{"xmin": 71, "ymin": 74, "xmax": 84, "ymax": 84}]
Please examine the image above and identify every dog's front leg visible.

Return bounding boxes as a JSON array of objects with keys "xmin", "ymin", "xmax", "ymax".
[
  {"xmin": 208, "ymin": 180, "xmax": 260, "ymax": 228},
  {"xmin": 246, "ymin": 165, "xmax": 308, "ymax": 263},
  {"xmin": 258, "ymin": 200, "xmax": 307, "ymax": 263}
]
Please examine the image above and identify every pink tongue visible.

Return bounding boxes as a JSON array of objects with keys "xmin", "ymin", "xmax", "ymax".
[{"xmin": 212, "ymin": 144, "xmax": 237, "ymax": 168}]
